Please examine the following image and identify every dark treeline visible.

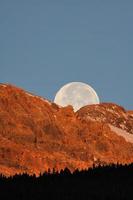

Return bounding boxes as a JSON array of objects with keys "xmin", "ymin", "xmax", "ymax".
[{"xmin": 0, "ymin": 164, "xmax": 133, "ymax": 200}]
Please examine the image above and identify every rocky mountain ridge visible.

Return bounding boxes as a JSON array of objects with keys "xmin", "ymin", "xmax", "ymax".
[{"xmin": 0, "ymin": 83, "xmax": 133, "ymax": 176}]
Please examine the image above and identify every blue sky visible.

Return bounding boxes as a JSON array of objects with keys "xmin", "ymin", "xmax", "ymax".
[{"xmin": 0, "ymin": 1, "xmax": 133, "ymax": 109}]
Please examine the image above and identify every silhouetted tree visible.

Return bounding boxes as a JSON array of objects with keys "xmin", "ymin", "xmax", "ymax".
[{"xmin": 0, "ymin": 164, "xmax": 133, "ymax": 200}]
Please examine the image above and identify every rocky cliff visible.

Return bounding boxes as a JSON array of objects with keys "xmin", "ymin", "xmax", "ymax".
[{"xmin": 0, "ymin": 83, "xmax": 133, "ymax": 176}]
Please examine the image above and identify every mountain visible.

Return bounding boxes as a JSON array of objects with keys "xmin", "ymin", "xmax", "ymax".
[{"xmin": 0, "ymin": 83, "xmax": 133, "ymax": 176}]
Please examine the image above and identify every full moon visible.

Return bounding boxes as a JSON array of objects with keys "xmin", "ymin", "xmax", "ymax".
[{"xmin": 54, "ymin": 82, "xmax": 100, "ymax": 112}]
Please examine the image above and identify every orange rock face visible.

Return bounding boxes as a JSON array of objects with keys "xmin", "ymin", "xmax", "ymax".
[{"xmin": 0, "ymin": 83, "xmax": 133, "ymax": 176}]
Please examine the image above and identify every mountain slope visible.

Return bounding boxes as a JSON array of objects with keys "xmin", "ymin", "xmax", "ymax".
[{"xmin": 0, "ymin": 83, "xmax": 133, "ymax": 176}]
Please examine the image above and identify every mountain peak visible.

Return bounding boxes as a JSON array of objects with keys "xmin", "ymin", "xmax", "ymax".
[
  {"xmin": 77, "ymin": 103, "xmax": 133, "ymax": 134},
  {"xmin": 0, "ymin": 83, "xmax": 133, "ymax": 176}
]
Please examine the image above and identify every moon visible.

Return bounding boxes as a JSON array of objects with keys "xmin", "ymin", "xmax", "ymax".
[{"xmin": 54, "ymin": 82, "xmax": 100, "ymax": 112}]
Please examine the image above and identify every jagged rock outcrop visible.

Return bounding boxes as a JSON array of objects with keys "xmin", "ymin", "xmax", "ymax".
[
  {"xmin": 0, "ymin": 83, "xmax": 133, "ymax": 176},
  {"xmin": 77, "ymin": 103, "xmax": 133, "ymax": 134}
]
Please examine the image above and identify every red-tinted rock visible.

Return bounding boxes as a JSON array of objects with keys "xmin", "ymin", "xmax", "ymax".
[
  {"xmin": 0, "ymin": 84, "xmax": 133, "ymax": 176},
  {"xmin": 77, "ymin": 103, "xmax": 133, "ymax": 134}
]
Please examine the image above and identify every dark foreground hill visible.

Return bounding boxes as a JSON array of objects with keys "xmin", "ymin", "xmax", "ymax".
[
  {"xmin": 0, "ymin": 83, "xmax": 133, "ymax": 176},
  {"xmin": 0, "ymin": 164, "xmax": 133, "ymax": 200}
]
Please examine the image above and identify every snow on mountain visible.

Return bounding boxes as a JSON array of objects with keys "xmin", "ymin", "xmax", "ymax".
[
  {"xmin": 110, "ymin": 125, "xmax": 133, "ymax": 143},
  {"xmin": 0, "ymin": 84, "xmax": 133, "ymax": 176}
]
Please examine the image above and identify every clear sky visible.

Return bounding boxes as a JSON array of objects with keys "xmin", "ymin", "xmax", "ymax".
[{"xmin": 0, "ymin": 1, "xmax": 133, "ymax": 110}]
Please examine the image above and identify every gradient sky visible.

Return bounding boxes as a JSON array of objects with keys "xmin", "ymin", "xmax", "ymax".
[{"xmin": 0, "ymin": 1, "xmax": 133, "ymax": 109}]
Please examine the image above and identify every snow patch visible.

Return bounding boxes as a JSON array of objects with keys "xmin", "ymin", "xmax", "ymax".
[
  {"xmin": 43, "ymin": 99, "xmax": 51, "ymax": 105},
  {"xmin": 106, "ymin": 108, "xmax": 115, "ymax": 113},
  {"xmin": 26, "ymin": 92, "xmax": 34, "ymax": 97},
  {"xmin": 119, "ymin": 124, "xmax": 125, "ymax": 129},
  {"xmin": 110, "ymin": 125, "xmax": 133, "ymax": 143},
  {"xmin": 0, "ymin": 84, "xmax": 7, "ymax": 88},
  {"xmin": 25, "ymin": 92, "xmax": 51, "ymax": 105},
  {"xmin": 37, "ymin": 97, "xmax": 51, "ymax": 105}
]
